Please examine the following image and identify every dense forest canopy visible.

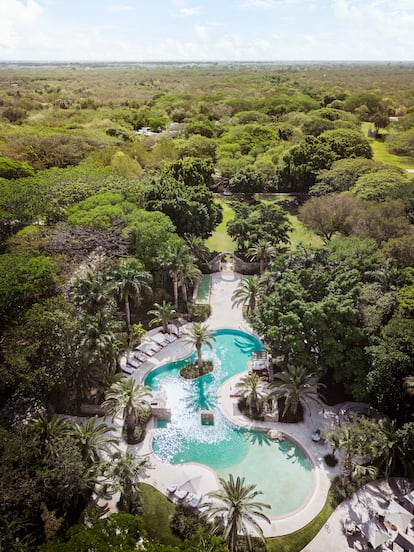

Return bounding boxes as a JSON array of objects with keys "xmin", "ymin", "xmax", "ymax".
[{"xmin": 0, "ymin": 62, "xmax": 413, "ymax": 551}]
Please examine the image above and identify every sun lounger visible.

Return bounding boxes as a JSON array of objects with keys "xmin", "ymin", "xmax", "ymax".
[
  {"xmin": 165, "ymin": 333, "xmax": 177, "ymax": 343},
  {"xmin": 174, "ymin": 489, "xmax": 188, "ymax": 502},
  {"xmin": 152, "ymin": 332, "xmax": 169, "ymax": 346},
  {"xmin": 187, "ymin": 494, "xmax": 202, "ymax": 509},
  {"xmin": 134, "ymin": 351, "xmax": 148, "ymax": 363},
  {"xmin": 167, "ymin": 484, "xmax": 177, "ymax": 495},
  {"xmin": 122, "ymin": 365, "xmax": 134, "ymax": 375},
  {"xmin": 127, "ymin": 358, "xmax": 142, "ymax": 369}
]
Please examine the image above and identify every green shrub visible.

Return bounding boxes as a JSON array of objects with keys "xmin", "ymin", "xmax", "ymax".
[{"xmin": 187, "ymin": 303, "xmax": 211, "ymax": 322}]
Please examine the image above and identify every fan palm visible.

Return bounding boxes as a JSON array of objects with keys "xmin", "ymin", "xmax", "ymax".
[
  {"xmin": 248, "ymin": 240, "xmax": 277, "ymax": 274},
  {"xmin": 68, "ymin": 416, "xmax": 118, "ymax": 465},
  {"xmin": 269, "ymin": 364, "xmax": 325, "ymax": 418},
  {"xmin": 232, "ymin": 276, "xmax": 262, "ymax": 316},
  {"xmin": 102, "ymin": 378, "xmax": 152, "ymax": 443},
  {"xmin": 72, "ymin": 269, "xmax": 112, "ymax": 314},
  {"xmin": 158, "ymin": 241, "xmax": 193, "ymax": 307},
  {"xmin": 106, "ymin": 450, "xmax": 151, "ymax": 515},
  {"xmin": 179, "ymin": 260, "xmax": 201, "ymax": 304},
  {"xmin": 236, "ymin": 373, "xmax": 268, "ymax": 417},
  {"xmin": 79, "ymin": 309, "xmax": 121, "ymax": 365},
  {"xmin": 30, "ymin": 414, "xmax": 70, "ymax": 452},
  {"xmin": 109, "ymin": 259, "xmax": 152, "ymax": 343},
  {"xmin": 202, "ymin": 474, "xmax": 271, "ymax": 552},
  {"xmin": 148, "ymin": 300, "xmax": 177, "ymax": 333},
  {"xmin": 182, "ymin": 322, "xmax": 216, "ymax": 376}
]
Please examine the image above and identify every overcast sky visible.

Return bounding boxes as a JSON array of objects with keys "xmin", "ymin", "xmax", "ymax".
[{"xmin": 1, "ymin": 0, "xmax": 413, "ymax": 62}]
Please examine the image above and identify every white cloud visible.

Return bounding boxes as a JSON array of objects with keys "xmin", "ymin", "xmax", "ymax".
[
  {"xmin": 104, "ymin": 4, "xmax": 135, "ymax": 12},
  {"xmin": 194, "ymin": 24, "xmax": 209, "ymax": 41},
  {"xmin": 180, "ymin": 6, "xmax": 203, "ymax": 15},
  {"xmin": 240, "ymin": 0, "xmax": 300, "ymax": 8},
  {"xmin": 0, "ymin": 0, "xmax": 43, "ymax": 49}
]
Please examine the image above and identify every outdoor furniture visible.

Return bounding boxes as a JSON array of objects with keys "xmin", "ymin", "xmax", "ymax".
[
  {"xmin": 127, "ymin": 357, "xmax": 142, "ymax": 369},
  {"xmin": 122, "ymin": 365, "xmax": 134, "ymax": 375},
  {"xmin": 344, "ymin": 518, "xmax": 358, "ymax": 535},
  {"xmin": 312, "ymin": 429, "xmax": 321, "ymax": 442},
  {"xmin": 152, "ymin": 332, "xmax": 169, "ymax": 347},
  {"xmin": 174, "ymin": 489, "xmax": 188, "ymax": 502},
  {"xmin": 134, "ymin": 351, "xmax": 148, "ymax": 363}
]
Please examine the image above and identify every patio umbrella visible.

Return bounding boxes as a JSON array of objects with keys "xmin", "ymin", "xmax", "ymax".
[
  {"xmin": 384, "ymin": 500, "xmax": 413, "ymax": 532},
  {"xmin": 179, "ymin": 475, "xmax": 202, "ymax": 495},
  {"xmin": 360, "ymin": 519, "xmax": 391, "ymax": 549}
]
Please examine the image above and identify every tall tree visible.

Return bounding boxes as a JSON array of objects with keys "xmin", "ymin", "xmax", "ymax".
[
  {"xmin": 108, "ymin": 259, "xmax": 152, "ymax": 344},
  {"xmin": 103, "ymin": 378, "xmax": 152, "ymax": 443},
  {"xmin": 202, "ymin": 474, "xmax": 271, "ymax": 552},
  {"xmin": 269, "ymin": 364, "xmax": 325, "ymax": 418},
  {"xmin": 236, "ymin": 373, "xmax": 268, "ymax": 417},
  {"xmin": 105, "ymin": 451, "xmax": 151, "ymax": 515},
  {"xmin": 232, "ymin": 276, "xmax": 262, "ymax": 316},
  {"xmin": 148, "ymin": 300, "xmax": 177, "ymax": 333},
  {"xmin": 68, "ymin": 417, "xmax": 118, "ymax": 465},
  {"xmin": 158, "ymin": 241, "xmax": 193, "ymax": 307},
  {"xmin": 182, "ymin": 323, "xmax": 216, "ymax": 376},
  {"xmin": 248, "ymin": 240, "xmax": 277, "ymax": 274}
]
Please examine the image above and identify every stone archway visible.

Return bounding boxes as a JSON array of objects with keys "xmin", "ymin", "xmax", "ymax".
[{"xmin": 207, "ymin": 252, "xmax": 260, "ymax": 275}]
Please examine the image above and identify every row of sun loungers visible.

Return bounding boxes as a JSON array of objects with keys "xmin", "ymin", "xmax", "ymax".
[{"xmin": 122, "ymin": 326, "xmax": 183, "ymax": 374}]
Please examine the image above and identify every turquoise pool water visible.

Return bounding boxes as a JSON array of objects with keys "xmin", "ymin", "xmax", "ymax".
[{"xmin": 145, "ymin": 329, "xmax": 313, "ymax": 516}]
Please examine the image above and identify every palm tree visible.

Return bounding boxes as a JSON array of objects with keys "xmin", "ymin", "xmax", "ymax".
[
  {"xmin": 248, "ymin": 240, "xmax": 277, "ymax": 274},
  {"xmin": 72, "ymin": 269, "xmax": 112, "ymax": 314},
  {"xmin": 148, "ymin": 300, "xmax": 177, "ymax": 333},
  {"xmin": 184, "ymin": 233, "xmax": 210, "ymax": 264},
  {"xmin": 102, "ymin": 378, "xmax": 152, "ymax": 443},
  {"xmin": 179, "ymin": 260, "xmax": 201, "ymax": 304},
  {"xmin": 68, "ymin": 416, "xmax": 118, "ymax": 465},
  {"xmin": 235, "ymin": 373, "xmax": 268, "ymax": 417},
  {"xmin": 182, "ymin": 322, "xmax": 216, "ymax": 376},
  {"xmin": 109, "ymin": 259, "xmax": 152, "ymax": 343},
  {"xmin": 269, "ymin": 364, "xmax": 325, "ymax": 418},
  {"xmin": 30, "ymin": 414, "xmax": 70, "ymax": 453},
  {"xmin": 106, "ymin": 450, "xmax": 151, "ymax": 515},
  {"xmin": 79, "ymin": 309, "xmax": 121, "ymax": 365},
  {"xmin": 202, "ymin": 474, "xmax": 271, "ymax": 552},
  {"xmin": 158, "ymin": 241, "xmax": 193, "ymax": 307},
  {"xmin": 232, "ymin": 276, "xmax": 262, "ymax": 316}
]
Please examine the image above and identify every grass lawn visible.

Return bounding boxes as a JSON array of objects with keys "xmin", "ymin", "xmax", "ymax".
[
  {"xmin": 361, "ymin": 122, "xmax": 414, "ymax": 170},
  {"xmin": 266, "ymin": 495, "xmax": 335, "ymax": 552},
  {"xmin": 287, "ymin": 214, "xmax": 323, "ymax": 250},
  {"xmin": 206, "ymin": 197, "xmax": 236, "ymax": 253},
  {"xmin": 196, "ymin": 274, "xmax": 211, "ymax": 304},
  {"xmin": 139, "ymin": 483, "xmax": 182, "ymax": 546}
]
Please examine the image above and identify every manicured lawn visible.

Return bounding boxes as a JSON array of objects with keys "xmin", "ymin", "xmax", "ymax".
[
  {"xmin": 196, "ymin": 274, "xmax": 211, "ymax": 304},
  {"xmin": 139, "ymin": 483, "xmax": 182, "ymax": 546},
  {"xmin": 287, "ymin": 214, "xmax": 323, "ymax": 250},
  {"xmin": 206, "ymin": 197, "xmax": 236, "ymax": 253},
  {"xmin": 361, "ymin": 122, "xmax": 414, "ymax": 170},
  {"xmin": 266, "ymin": 495, "xmax": 335, "ymax": 552}
]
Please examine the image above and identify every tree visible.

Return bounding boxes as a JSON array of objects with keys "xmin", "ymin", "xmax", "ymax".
[
  {"xmin": 319, "ymin": 128, "xmax": 373, "ymax": 160},
  {"xmin": 311, "ymin": 157, "xmax": 380, "ymax": 195},
  {"xmin": 158, "ymin": 240, "xmax": 193, "ymax": 307},
  {"xmin": 236, "ymin": 373, "xmax": 268, "ymax": 417},
  {"xmin": 105, "ymin": 451, "xmax": 151, "ymax": 515},
  {"xmin": 162, "ymin": 157, "xmax": 215, "ymax": 188},
  {"xmin": 182, "ymin": 323, "xmax": 216, "ymax": 376},
  {"xmin": 78, "ymin": 309, "xmax": 121, "ymax": 368},
  {"xmin": 146, "ymin": 176, "xmax": 222, "ymax": 238},
  {"xmin": 227, "ymin": 202, "xmax": 291, "ymax": 252},
  {"xmin": 232, "ymin": 276, "xmax": 262, "ymax": 316},
  {"xmin": 352, "ymin": 168, "xmax": 412, "ymax": 202},
  {"xmin": 228, "ymin": 167, "xmax": 265, "ymax": 197},
  {"xmin": 126, "ymin": 209, "xmax": 178, "ymax": 270},
  {"xmin": 72, "ymin": 269, "xmax": 113, "ymax": 315},
  {"xmin": 148, "ymin": 300, "xmax": 177, "ymax": 333},
  {"xmin": 298, "ymin": 193, "xmax": 360, "ymax": 242},
  {"xmin": 0, "ymin": 253, "xmax": 56, "ymax": 324},
  {"xmin": 103, "ymin": 378, "xmax": 152, "ymax": 443},
  {"xmin": 269, "ymin": 364, "xmax": 325, "ymax": 418},
  {"xmin": 248, "ymin": 240, "xmax": 277, "ymax": 274},
  {"xmin": 202, "ymin": 474, "xmax": 271, "ymax": 552},
  {"xmin": 108, "ymin": 259, "xmax": 152, "ymax": 344},
  {"xmin": 68, "ymin": 417, "xmax": 118, "ymax": 465}
]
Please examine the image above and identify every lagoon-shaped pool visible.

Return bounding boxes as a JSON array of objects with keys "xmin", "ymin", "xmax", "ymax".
[{"xmin": 144, "ymin": 329, "xmax": 313, "ymax": 516}]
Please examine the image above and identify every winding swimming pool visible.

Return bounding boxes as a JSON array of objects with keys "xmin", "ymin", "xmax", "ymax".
[{"xmin": 144, "ymin": 329, "xmax": 313, "ymax": 516}]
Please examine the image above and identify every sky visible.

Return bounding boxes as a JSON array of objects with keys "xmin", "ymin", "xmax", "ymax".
[{"xmin": 1, "ymin": 0, "xmax": 413, "ymax": 62}]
